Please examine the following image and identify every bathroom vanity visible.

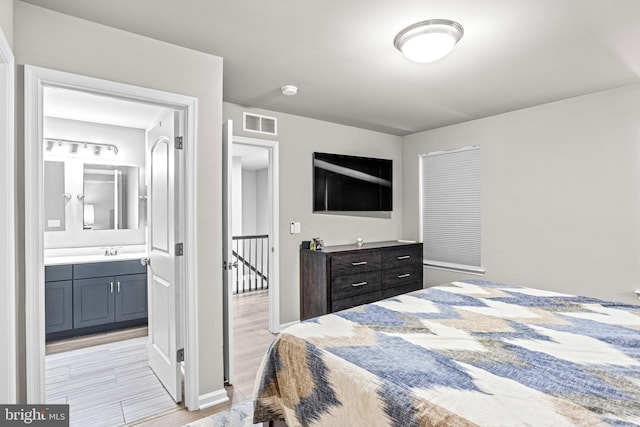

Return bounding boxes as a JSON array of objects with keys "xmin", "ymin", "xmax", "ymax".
[
  {"xmin": 45, "ymin": 258, "xmax": 147, "ymax": 341},
  {"xmin": 43, "ymin": 123, "xmax": 149, "ymax": 341}
]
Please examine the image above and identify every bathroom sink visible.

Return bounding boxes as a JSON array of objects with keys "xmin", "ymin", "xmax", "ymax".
[{"xmin": 44, "ymin": 252, "xmax": 147, "ymax": 266}]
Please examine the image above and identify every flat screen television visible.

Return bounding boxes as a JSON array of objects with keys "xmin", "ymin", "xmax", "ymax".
[{"xmin": 313, "ymin": 152, "xmax": 392, "ymax": 212}]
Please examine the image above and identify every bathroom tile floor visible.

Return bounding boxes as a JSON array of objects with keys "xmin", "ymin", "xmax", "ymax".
[{"xmin": 45, "ymin": 335, "xmax": 180, "ymax": 426}]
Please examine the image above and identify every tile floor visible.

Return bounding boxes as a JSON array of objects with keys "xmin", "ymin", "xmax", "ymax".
[{"xmin": 46, "ymin": 336, "xmax": 179, "ymax": 426}]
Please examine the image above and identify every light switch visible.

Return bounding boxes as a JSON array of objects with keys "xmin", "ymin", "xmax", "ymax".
[
  {"xmin": 48, "ymin": 219, "xmax": 61, "ymax": 228},
  {"xmin": 290, "ymin": 221, "xmax": 301, "ymax": 234}
]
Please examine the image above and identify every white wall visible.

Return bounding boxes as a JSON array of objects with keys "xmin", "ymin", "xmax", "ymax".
[
  {"xmin": 256, "ymin": 168, "xmax": 269, "ymax": 235},
  {"xmin": 15, "ymin": 2, "xmax": 224, "ymax": 400},
  {"xmin": 224, "ymin": 102, "xmax": 404, "ymax": 324},
  {"xmin": 232, "ymin": 156, "xmax": 243, "ymax": 236},
  {"xmin": 0, "ymin": 0, "xmax": 14, "ymax": 404},
  {"xmin": 0, "ymin": 0, "xmax": 12, "ymax": 48},
  {"xmin": 242, "ymin": 169, "xmax": 257, "ymax": 235},
  {"xmin": 403, "ymin": 83, "xmax": 640, "ymax": 305},
  {"xmin": 241, "ymin": 167, "xmax": 269, "ymax": 237}
]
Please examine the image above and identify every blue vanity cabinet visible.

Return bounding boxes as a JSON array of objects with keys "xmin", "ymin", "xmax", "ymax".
[
  {"xmin": 45, "ymin": 265, "xmax": 73, "ymax": 334},
  {"xmin": 46, "ymin": 259, "xmax": 147, "ymax": 340},
  {"xmin": 73, "ymin": 276, "xmax": 116, "ymax": 328},
  {"xmin": 73, "ymin": 260, "xmax": 148, "ymax": 329},
  {"xmin": 115, "ymin": 274, "xmax": 148, "ymax": 322}
]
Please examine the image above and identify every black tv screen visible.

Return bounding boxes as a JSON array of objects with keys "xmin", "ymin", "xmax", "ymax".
[{"xmin": 313, "ymin": 152, "xmax": 392, "ymax": 212}]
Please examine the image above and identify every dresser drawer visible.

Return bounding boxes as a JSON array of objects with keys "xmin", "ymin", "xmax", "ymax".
[
  {"xmin": 381, "ymin": 282, "xmax": 423, "ymax": 299},
  {"xmin": 332, "ymin": 271, "xmax": 381, "ymax": 300},
  {"xmin": 381, "ymin": 245, "xmax": 422, "ymax": 269},
  {"xmin": 332, "ymin": 291, "xmax": 382, "ymax": 312},
  {"xmin": 331, "ymin": 252, "xmax": 381, "ymax": 277},
  {"xmin": 382, "ymin": 263, "xmax": 423, "ymax": 289}
]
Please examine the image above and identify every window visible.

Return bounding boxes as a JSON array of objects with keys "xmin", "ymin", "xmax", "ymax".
[{"xmin": 420, "ymin": 146, "xmax": 484, "ymax": 274}]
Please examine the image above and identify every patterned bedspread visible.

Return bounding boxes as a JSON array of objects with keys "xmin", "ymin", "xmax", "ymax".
[{"xmin": 253, "ymin": 280, "xmax": 640, "ymax": 426}]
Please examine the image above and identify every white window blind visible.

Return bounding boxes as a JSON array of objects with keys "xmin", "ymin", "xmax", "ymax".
[{"xmin": 421, "ymin": 146, "xmax": 483, "ymax": 273}]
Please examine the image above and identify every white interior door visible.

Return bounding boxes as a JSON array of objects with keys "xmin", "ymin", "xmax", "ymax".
[
  {"xmin": 222, "ymin": 120, "xmax": 235, "ymax": 384},
  {"xmin": 146, "ymin": 110, "xmax": 182, "ymax": 402}
]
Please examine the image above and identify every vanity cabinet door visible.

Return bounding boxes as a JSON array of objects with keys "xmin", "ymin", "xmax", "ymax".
[
  {"xmin": 45, "ymin": 280, "xmax": 73, "ymax": 333},
  {"xmin": 73, "ymin": 277, "xmax": 116, "ymax": 328},
  {"xmin": 115, "ymin": 274, "xmax": 148, "ymax": 322}
]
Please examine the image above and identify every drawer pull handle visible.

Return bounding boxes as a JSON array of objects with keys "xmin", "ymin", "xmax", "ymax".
[
  {"xmin": 397, "ymin": 255, "xmax": 411, "ymax": 260},
  {"xmin": 351, "ymin": 261, "xmax": 368, "ymax": 266},
  {"xmin": 352, "ymin": 281, "xmax": 368, "ymax": 287},
  {"xmin": 397, "ymin": 273, "xmax": 411, "ymax": 279},
  {"xmin": 110, "ymin": 282, "xmax": 114, "ymax": 294},
  {"xmin": 117, "ymin": 281, "xmax": 121, "ymax": 293}
]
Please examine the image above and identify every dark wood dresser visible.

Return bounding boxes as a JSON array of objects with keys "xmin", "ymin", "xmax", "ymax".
[{"xmin": 300, "ymin": 241, "xmax": 423, "ymax": 320}]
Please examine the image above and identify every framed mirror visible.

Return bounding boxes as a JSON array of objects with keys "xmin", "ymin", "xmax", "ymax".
[{"xmin": 82, "ymin": 164, "xmax": 140, "ymax": 230}]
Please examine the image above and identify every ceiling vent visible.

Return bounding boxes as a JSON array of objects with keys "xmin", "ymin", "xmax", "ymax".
[{"xmin": 243, "ymin": 112, "xmax": 277, "ymax": 136}]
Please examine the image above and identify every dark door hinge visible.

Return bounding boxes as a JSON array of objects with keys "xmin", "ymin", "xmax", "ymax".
[
  {"xmin": 175, "ymin": 136, "xmax": 184, "ymax": 150},
  {"xmin": 176, "ymin": 243, "xmax": 184, "ymax": 256},
  {"xmin": 177, "ymin": 348, "xmax": 184, "ymax": 362}
]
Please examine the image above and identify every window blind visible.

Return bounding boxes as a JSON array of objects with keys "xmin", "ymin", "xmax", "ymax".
[{"xmin": 421, "ymin": 146, "xmax": 482, "ymax": 273}]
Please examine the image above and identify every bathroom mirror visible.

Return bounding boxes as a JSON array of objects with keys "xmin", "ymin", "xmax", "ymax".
[
  {"xmin": 44, "ymin": 161, "xmax": 67, "ymax": 232},
  {"xmin": 83, "ymin": 164, "xmax": 140, "ymax": 230}
]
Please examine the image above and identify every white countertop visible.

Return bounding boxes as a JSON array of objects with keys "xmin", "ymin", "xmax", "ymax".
[
  {"xmin": 44, "ymin": 245, "xmax": 147, "ymax": 266},
  {"xmin": 45, "ymin": 252, "xmax": 147, "ymax": 266}
]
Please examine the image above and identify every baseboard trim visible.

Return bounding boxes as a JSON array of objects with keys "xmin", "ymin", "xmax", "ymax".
[
  {"xmin": 278, "ymin": 320, "xmax": 299, "ymax": 333},
  {"xmin": 198, "ymin": 388, "xmax": 229, "ymax": 410}
]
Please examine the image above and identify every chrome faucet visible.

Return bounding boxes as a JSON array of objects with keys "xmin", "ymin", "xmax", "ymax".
[{"xmin": 105, "ymin": 247, "xmax": 118, "ymax": 256}]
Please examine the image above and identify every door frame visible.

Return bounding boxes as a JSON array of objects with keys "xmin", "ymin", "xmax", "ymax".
[
  {"xmin": 0, "ymin": 28, "xmax": 16, "ymax": 404},
  {"xmin": 231, "ymin": 135, "xmax": 280, "ymax": 333},
  {"xmin": 24, "ymin": 65, "xmax": 200, "ymax": 409}
]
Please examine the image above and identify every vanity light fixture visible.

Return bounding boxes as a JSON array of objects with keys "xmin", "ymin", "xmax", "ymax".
[
  {"xmin": 44, "ymin": 138, "xmax": 119, "ymax": 156},
  {"xmin": 393, "ymin": 19, "xmax": 464, "ymax": 63}
]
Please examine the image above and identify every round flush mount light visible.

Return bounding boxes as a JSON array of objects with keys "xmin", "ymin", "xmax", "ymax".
[
  {"xmin": 281, "ymin": 85, "xmax": 298, "ymax": 96},
  {"xmin": 394, "ymin": 19, "xmax": 464, "ymax": 64}
]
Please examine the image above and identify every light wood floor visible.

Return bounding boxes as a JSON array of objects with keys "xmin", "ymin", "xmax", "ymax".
[{"xmin": 45, "ymin": 290, "xmax": 276, "ymax": 427}]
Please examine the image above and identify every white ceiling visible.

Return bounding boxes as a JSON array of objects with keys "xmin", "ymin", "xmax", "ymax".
[
  {"xmin": 234, "ymin": 144, "xmax": 269, "ymax": 171},
  {"xmin": 24, "ymin": 0, "xmax": 640, "ymax": 136},
  {"xmin": 44, "ymin": 86, "xmax": 167, "ymax": 130}
]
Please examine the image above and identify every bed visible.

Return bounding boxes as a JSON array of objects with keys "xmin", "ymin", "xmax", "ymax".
[{"xmin": 253, "ymin": 280, "xmax": 640, "ymax": 426}]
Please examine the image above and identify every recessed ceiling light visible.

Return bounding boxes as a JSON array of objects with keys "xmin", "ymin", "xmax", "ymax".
[
  {"xmin": 281, "ymin": 85, "xmax": 298, "ymax": 96},
  {"xmin": 394, "ymin": 19, "xmax": 464, "ymax": 64}
]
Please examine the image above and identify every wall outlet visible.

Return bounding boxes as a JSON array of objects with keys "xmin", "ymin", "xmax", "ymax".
[{"xmin": 48, "ymin": 219, "xmax": 61, "ymax": 228}]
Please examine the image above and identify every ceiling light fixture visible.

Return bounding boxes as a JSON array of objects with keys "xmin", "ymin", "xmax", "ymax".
[
  {"xmin": 394, "ymin": 19, "xmax": 464, "ymax": 64},
  {"xmin": 281, "ymin": 85, "xmax": 298, "ymax": 96}
]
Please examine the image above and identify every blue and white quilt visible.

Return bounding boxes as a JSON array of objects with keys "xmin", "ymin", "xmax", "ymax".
[{"xmin": 253, "ymin": 281, "xmax": 640, "ymax": 426}]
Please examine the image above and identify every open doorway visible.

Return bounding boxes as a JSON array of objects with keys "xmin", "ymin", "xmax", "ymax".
[
  {"xmin": 222, "ymin": 124, "xmax": 280, "ymax": 396},
  {"xmin": 40, "ymin": 86, "xmax": 180, "ymax": 424},
  {"xmin": 24, "ymin": 66, "xmax": 200, "ymax": 418},
  {"xmin": 229, "ymin": 142, "xmax": 274, "ymax": 399},
  {"xmin": 42, "ymin": 87, "xmax": 179, "ymax": 423}
]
